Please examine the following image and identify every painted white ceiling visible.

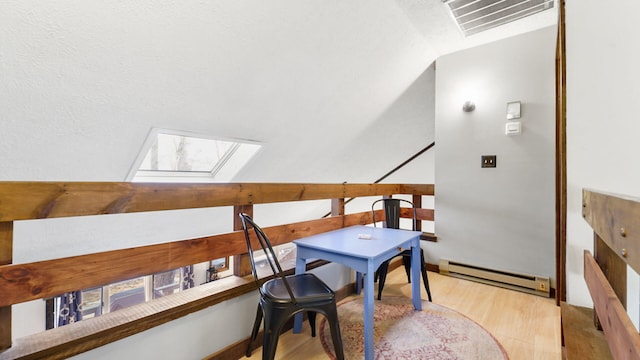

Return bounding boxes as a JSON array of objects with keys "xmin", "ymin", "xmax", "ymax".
[{"xmin": 0, "ymin": 1, "xmax": 557, "ymax": 182}]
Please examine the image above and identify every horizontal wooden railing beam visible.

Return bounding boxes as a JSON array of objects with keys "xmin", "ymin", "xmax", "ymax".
[
  {"xmin": 0, "ymin": 182, "xmax": 433, "ymax": 222},
  {"xmin": 0, "ymin": 212, "xmax": 378, "ymax": 307},
  {"xmin": 584, "ymin": 250, "xmax": 640, "ymax": 360}
]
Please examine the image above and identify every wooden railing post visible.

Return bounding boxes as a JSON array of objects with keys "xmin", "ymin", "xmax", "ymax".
[
  {"xmin": 233, "ymin": 205, "xmax": 253, "ymax": 278},
  {"xmin": 331, "ymin": 198, "xmax": 345, "ymax": 227},
  {"xmin": 0, "ymin": 221, "xmax": 13, "ymax": 351},
  {"xmin": 412, "ymin": 194, "xmax": 423, "ymax": 232}
]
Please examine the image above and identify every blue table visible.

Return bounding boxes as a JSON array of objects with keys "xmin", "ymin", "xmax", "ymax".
[{"xmin": 293, "ymin": 225, "xmax": 423, "ymax": 360}]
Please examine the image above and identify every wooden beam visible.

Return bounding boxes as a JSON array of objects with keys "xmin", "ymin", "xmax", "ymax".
[
  {"xmin": 0, "ymin": 182, "xmax": 434, "ymax": 222},
  {"xmin": 584, "ymin": 250, "xmax": 640, "ymax": 360},
  {"xmin": 0, "ymin": 216, "xmax": 348, "ymax": 307},
  {"xmin": 0, "ymin": 221, "xmax": 13, "ymax": 351}
]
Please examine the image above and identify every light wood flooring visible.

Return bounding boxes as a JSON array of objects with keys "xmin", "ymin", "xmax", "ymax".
[{"xmin": 246, "ymin": 268, "xmax": 562, "ymax": 360}]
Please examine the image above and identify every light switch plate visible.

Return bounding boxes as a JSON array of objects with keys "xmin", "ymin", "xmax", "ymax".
[{"xmin": 505, "ymin": 121, "xmax": 522, "ymax": 136}]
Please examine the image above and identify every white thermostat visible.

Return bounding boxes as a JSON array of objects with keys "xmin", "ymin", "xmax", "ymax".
[{"xmin": 505, "ymin": 121, "xmax": 522, "ymax": 136}]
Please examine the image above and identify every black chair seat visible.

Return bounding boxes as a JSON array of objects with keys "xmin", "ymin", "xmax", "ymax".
[{"xmin": 263, "ymin": 273, "xmax": 336, "ymax": 303}]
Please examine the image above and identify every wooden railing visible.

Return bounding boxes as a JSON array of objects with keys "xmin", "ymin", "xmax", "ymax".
[
  {"xmin": 0, "ymin": 182, "xmax": 434, "ymax": 359},
  {"xmin": 580, "ymin": 189, "xmax": 640, "ymax": 359}
]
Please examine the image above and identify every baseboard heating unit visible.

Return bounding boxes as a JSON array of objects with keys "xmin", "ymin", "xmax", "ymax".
[{"xmin": 439, "ymin": 259, "xmax": 550, "ymax": 297}]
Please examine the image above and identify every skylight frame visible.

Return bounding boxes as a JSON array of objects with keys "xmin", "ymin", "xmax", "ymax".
[{"xmin": 126, "ymin": 128, "xmax": 262, "ymax": 183}]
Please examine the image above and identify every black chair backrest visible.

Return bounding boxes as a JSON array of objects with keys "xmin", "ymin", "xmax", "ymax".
[
  {"xmin": 371, "ymin": 198, "xmax": 417, "ymax": 231},
  {"xmin": 239, "ymin": 213, "xmax": 297, "ymax": 303}
]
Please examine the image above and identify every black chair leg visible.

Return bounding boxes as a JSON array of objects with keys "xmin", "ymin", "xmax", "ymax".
[
  {"xmin": 325, "ymin": 304, "xmax": 345, "ymax": 360},
  {"xmin": 308, "ymin": 311, "xmax": 317, "ymax": 337},
  {"xmin": 246, "ymin": 304, "xmax": 263, "ymax": 357},
  {"xmin": 402, "ymin": 255, "xmax": 412, "ymax": 283},
  {"xmin": 377, "ymin": 261, "xmax": 390, "ymax": 300},
  {"xmin": 420, "ymin": 250, "xmax": 432, "ymax": 302},
  {"xmin": 261, "ymin": 307, "xmax": 289, "ymax": 360}
]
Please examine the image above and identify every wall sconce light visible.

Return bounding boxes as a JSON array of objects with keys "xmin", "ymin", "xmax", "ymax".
[{"xmin": 462, "ymin": 101, "xmax": 476, "ymax": 112}]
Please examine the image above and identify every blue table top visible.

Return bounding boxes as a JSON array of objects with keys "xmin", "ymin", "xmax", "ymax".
[{"xmin": 293, "ymin": 225, "xmax": 421, "ymax": 260}]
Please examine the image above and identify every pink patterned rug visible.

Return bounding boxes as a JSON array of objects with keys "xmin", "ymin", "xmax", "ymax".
[{"xmin": 319, "ymin": 296, "xmax": 508, "ymax": 360}]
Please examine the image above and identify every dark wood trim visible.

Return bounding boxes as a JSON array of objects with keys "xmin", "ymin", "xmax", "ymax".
[{"xmin": 555, "ymin": 0, "xmax": 567, "ymax": 305}]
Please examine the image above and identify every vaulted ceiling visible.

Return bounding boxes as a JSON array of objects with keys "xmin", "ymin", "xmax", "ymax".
[{"xmin": 0, "ymin": 1, "xmax": 557, "ymax": 183}]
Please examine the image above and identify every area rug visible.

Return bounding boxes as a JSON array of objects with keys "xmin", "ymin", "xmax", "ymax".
[{"xmin": 319, "ymin": 296, "xmax": 508, "ymax": 360}]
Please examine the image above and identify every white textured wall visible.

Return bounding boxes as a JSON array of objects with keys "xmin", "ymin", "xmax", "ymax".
[
  {"xmin": 566, "ymin": 0, "xmax": 640, "ymax": 313},
  {"xmin": 434, "ymin": 26, "xmax": 557, "ymax": 282}
]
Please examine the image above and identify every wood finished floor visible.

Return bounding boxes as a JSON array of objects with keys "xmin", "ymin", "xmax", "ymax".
[{"xmin": 245, "ymin": 268, "xmax": 562, "ymax": 360}]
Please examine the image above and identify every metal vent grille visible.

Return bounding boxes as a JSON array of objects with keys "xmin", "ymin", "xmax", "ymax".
[{"xmin": 442, "ymin": 0, "xmax": 555, "ymax": 36}]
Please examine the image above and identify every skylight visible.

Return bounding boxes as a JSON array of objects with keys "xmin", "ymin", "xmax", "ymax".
[
  {"xmin": 128, "ymin": 129, "xmax": 261, "ymax": 182},
  {"xmin": 442, "ymin": 0, "xmax": 555, "ymax": 36}
]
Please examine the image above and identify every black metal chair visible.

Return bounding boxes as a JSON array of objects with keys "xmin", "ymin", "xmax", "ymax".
[
  {"xmin": 239, "ymin": 213, "xmax": 344, "ymax": 360},
  {"xmin": 372, "ymin": 198, "xmax": 432, "ymax": 302}
]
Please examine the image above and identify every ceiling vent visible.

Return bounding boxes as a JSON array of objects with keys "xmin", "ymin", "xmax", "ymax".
[{"xmin": 442, "ymin": 0, "xmax": 555, "ymax": 36}]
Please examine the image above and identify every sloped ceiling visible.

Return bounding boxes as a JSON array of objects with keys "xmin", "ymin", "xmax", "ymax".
[{"xmin": 0, "ymin": 1, "xmax": 556, "ymax": 182}]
